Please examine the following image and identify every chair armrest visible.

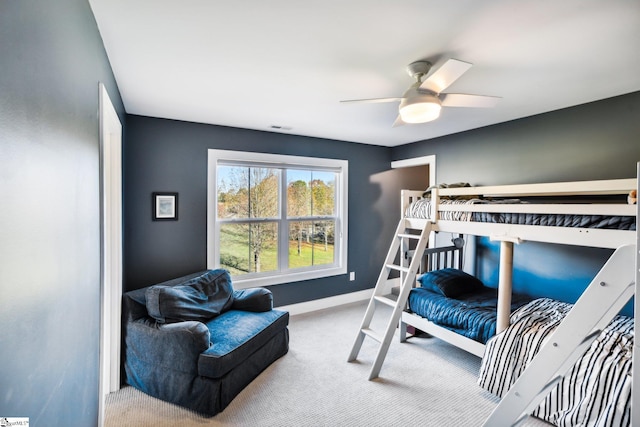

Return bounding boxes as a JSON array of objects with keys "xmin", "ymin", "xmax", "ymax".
[
  {"xmin": 125, "ymin": 318, "xmax": 210, "ymax": 375},
  {"xmin": 232, "ymin": 288, "xmax": 273, "ymax": 312}
]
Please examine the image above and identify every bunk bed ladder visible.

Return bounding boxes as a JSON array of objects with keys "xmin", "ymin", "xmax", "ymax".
[
  {"xmin": 483, "ymin": 244, "xmax": 637, "ymax": 426},
  {"xmin": 347, "ymin": 219, "xmax": 432, "ymax": 380}
]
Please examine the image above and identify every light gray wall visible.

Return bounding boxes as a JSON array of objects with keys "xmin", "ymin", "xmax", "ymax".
[{"xmin": 0, "ymin": 1, "xmax": 124, "ymax": 424}]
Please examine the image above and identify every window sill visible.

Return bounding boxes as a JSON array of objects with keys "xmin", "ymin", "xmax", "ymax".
[{"xmin": 228, "ymin": 266, "xmax": 347, "ymax": 289}]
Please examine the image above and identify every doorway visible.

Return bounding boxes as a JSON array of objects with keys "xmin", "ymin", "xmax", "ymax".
[{"xmin": 390, "ymin": 154, "xmax": 436, "ymax": 185}]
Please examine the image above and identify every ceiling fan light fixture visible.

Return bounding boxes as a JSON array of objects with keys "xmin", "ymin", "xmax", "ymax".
[{"xmin": 399, "ymin": 94, "xmax": 442, "ymax": 124}]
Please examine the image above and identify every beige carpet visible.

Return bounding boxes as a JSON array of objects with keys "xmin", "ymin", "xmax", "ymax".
[{"xmin": 105, "ymin": 301, "xmax": 550, "ymax": 427}]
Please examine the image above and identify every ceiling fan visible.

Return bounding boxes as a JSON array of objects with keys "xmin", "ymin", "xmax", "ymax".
[{"xmin": 341, "ymin": 59, "xmax": 500, "ymax": 126}]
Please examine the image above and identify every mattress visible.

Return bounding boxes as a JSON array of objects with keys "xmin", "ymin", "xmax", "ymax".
[
  {"xmin": 405, "ymin": 198, "xmax": 636, "ymax": 230},
  {"xmin": 473, "ymin": 211, "xmax": 635, "ymax": 230},
  {"xmin": 478, "ymin": 298, "xmax": 633, "ymax": 427},
  {"xmin": 407, "ymin": 286, "xmax": 532, "ymax": 344}
]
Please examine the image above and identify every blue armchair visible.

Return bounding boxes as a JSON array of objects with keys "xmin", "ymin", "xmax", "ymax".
[{"xmin": 122, "ymin": 269, "xmax": 289, "ymax": 416}]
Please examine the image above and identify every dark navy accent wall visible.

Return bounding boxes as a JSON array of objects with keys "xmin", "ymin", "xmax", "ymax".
[
  {"xmin": 0, "ymin": 1, "xmax": 125, "ymax": 424},
  {"xmin": 392, "ymin": 92, "xmax": 640, "ymax": 316},
  {"xmin": 124, "ymin": 115, "xmax": 397, "ymax": 305}
]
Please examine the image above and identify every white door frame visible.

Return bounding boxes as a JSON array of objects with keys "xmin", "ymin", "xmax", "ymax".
[
  {"xmin": 98, "ymin": 82, "xmax": 123, "ymax": 426},
  {"xmin": 390, "ymin": 154, "xmax": 436, "ymax": 184}
]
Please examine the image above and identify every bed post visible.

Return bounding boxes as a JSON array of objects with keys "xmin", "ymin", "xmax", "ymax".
[
  {"xmin": 497, "ymin": 240, "xmax": 513, "ymax": 333},
  {"xmin": 632, "ymin": 161, "xmax": 639, "ymax": 426},
  {"xmin": 492, "ymin": 236, "xmax": 520, "ymax": 333},
  {"xmin": 430, "ymin": 187, "xmax": 439, "ymax": 222}
]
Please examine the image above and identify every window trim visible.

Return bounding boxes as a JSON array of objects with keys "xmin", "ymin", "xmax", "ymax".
[{"xmin": 207, "ymin": 149, "xmax": 348, "ymax": 289}]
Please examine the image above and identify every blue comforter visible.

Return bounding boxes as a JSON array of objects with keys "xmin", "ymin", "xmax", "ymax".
[{"xmin": 408, "ymin": 286, "xmax": 532, "ymax": 344}]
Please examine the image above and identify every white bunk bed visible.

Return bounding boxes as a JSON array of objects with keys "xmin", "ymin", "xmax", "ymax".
[
  {"xmin": 348, "ymin": 163, "xmax": 638, "ymax": 426},
  {"xmin": 400, "ymin": 177, "xmax": 637, "ymax": 356}
]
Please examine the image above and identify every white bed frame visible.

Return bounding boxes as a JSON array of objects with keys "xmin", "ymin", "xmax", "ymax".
[{"xmin": 398, "ymin": 166, "xmax": 639, "ymax": 425}]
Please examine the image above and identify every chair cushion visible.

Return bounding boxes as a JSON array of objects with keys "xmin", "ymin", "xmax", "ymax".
[
  {"xmin": 146, "ymin": 269, "xmax": 234, "ymax": 324},
  {"xmin": 198, "ymin": 309, "xmax": 289, "ymax": 379}
]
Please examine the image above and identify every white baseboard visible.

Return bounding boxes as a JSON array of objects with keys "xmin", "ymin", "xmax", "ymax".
[{"xmin": 276, "ymin": 288, "xmax": 373, "ymax": 316}]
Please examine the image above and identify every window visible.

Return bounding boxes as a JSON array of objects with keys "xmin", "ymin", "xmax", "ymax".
[{"xmin": 208, "ymin": 150, "xmax": 348, "ymax": 288}]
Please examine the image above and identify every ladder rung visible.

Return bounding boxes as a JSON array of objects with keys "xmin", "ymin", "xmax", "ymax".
[
  {"xmin": 398, "ymin": 233, "xmax": 421, "ymax": 240},
  {"xmin": 362, "ymin": 328, "xmax": 382, "ymax": 343},
  {"xmin": 374, "ymin": 295, "xmax": 397, "ymax": 307},
  {"xmin": 386, "ymin": 264, "xmax": 409, "ymax": 273}
]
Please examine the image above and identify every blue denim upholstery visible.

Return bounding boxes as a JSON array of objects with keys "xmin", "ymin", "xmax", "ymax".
[
  {"xmin": 231, "ymin": 287, "xmax": 273, "ymax": 312},
  {"xmin": 145, "ymin": 269, "xmax": 234, "ymax": 324},
  {"xmin": 199, "ymin": 309, "xmax": 289, "ymax": 378},
  {"xmin": 123, "ymin": 270, "xmax": 289, "ymax": 416}
]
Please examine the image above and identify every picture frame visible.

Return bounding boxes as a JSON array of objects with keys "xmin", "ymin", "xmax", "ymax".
[{"xmin": 152, "ymin": 192, "xmax": 178, "ymax": 221}]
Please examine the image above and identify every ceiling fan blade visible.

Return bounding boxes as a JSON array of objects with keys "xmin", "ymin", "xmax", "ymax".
[
  {"xmin": 340, "ymin": 97, "xmax": 402, "ymax": 104},
  {"xmin": 392, "ymin": 115, "xmax": 406, "ymax": 127},
  {"xmin": 441, "ymin": 93, "xmax": 501, "ymax": 108},
  {"xmin": 420, "ymin": 59, "xmax": 472, "ymax": 94}
]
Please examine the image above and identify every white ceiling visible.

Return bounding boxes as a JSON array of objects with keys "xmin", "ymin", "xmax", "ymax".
[{"xmin": 89, "ymin": 0, "xmax": 640, "ymax": 147}]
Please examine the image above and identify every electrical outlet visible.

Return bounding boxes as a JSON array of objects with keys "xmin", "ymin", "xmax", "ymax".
[{"xmin": 349, "ymin": 272, "xmax": 355, "ymax": 281}]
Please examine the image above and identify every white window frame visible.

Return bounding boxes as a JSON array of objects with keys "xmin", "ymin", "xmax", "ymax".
[{"xmin": 207, "ymin": 149, "xmax": 348, "ymax": 288}]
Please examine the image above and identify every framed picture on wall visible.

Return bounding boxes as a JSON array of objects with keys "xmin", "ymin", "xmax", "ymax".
[{"xmin": 152, "ymin": 192, "xmax": 178, "ymax": 221}]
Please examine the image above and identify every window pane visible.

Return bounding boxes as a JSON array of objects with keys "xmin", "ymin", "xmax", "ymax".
[
  {"xmin": 311, "ymin": 220, "xmax": 335, "ymax": 265},
  {"xmin": 289, "ymin": 221, "xmax": 313, "ymax": 268},
  {"xmin": 249, "ymin": 167, "xmax": 280, "ymax": 219},
  {"xmin": 310, "ymin": 171, "xmax": 335, "ymax": 216},
  {"xmin": 217, "ymin": 166, "xmax": 249, "ymax": 219},
  {"xmin": 287, "ymin": 170, "xmax": 336, "ymax": 217},
  {"xmin": 287, "ymin": 170, "xmax": 312, "ymax": 217},
  {"xmin": 288, "ymin": 220, "xmax": 335, "ymax": 269},
  {"xmin": 217, "ymin": 166, "xmax": 280, "ymax": 219},
  {"xmin": 220, "ymin": 222, "xmax": 278, "ymax": 274}
]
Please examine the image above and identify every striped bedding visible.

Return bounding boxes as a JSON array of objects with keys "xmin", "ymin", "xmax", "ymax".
[
  {"xmin": 404, "ymin": 198, "xmax": 524, "ymax": 221},
  {"xmin": 478, "ymin": 298, "xmax": 633, "ymax": 426},
  {"xmin": 405, "ymin": 198, "xmax": 480, "ymax": 221}
]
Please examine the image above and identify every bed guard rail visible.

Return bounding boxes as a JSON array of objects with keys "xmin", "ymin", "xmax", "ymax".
[{"xmin": 404, "ymin": 235, "xmax": 464, "ymax": 273}]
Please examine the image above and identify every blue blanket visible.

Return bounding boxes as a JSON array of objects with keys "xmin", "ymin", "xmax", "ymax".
[{"xmin": 408, "ymin": 286, "xmax": 532, "ymax": 344}]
